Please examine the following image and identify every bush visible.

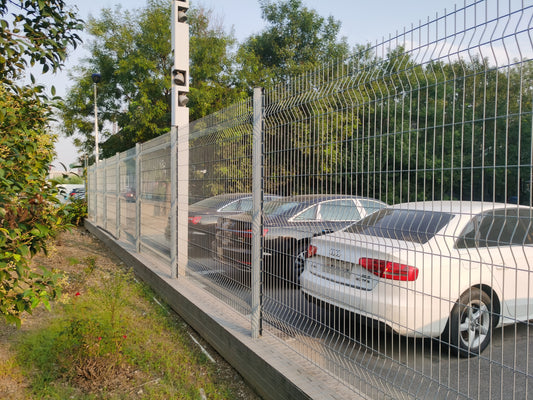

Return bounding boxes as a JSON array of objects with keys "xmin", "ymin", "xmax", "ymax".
[
  {"xmin": 0, "ymin": 85, "xmax": 63, "ymax": 326},
  {"xmin": 0, "ymin": 0, "xmax": 83, "ymax": 325},
  {"xmin": 61, "ymin": 199, "xmax": 88, "ymax": 226}
]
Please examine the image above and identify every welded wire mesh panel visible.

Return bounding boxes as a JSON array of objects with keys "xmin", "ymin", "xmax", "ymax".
[
  {"xmin": 138, "ymin": 133, "xmax": 172, "ymax": 262},
  {"xmin": 118, "ymin": 147, "xmax": 137, "ymax": 245},
  {"xmin": 260, "ymin": 0, "xmax": 533, "ymax": 398},
  {"xmin": 185, "ymin": 99, "xmax": 255, "ymax": 316},
  {"xmin": 95, "ymin": 164, "xmax": 105, "ymax": 227},
  {"xmin": 87, "ymin": 167, "xmax": 96, "ymax": 222},
  {"xmin": 104, "ymin": 155, "xmax": 118, "ymax": 235}
]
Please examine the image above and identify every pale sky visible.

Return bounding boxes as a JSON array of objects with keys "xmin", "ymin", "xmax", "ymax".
[{"xmin": 48, "ymin": 0, "xmax": 477, "ymax": 169}]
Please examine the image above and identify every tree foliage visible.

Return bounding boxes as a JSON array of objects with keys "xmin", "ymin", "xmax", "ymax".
[
  {"xmin": 0, "ymin": 0, "xmax": 82, "ymax": 87},
  {"xmin": 261, "ymin": 46, "xmax": 533, "ymax": 204},
  {"xmin": 61, "ymin": 0, "xmax": 353, "ymax": 160},
  {"xmin": 60, "ymin": 0, "xmax": 244, "ymax": 159},
  {"xmin": 190, "ymin": 0, "xmax": 352, "ymax": 198},
  {"xmin": 0, "ymin": 0, "xmax": 82, "ymax": 325},
  {"xmin": 235, "ymin": 0, "xmax": 350, "ymax": 91}
]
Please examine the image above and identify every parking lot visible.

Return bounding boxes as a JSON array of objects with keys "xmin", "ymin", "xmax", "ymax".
[{"xmin": 185, "ymin": 256, "xmax": 533, "ymax": 399}]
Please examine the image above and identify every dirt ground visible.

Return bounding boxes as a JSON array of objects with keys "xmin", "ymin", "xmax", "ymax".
[{"xmin": 0, "ymin": 227, "xmax": 261, "ymax": 400}]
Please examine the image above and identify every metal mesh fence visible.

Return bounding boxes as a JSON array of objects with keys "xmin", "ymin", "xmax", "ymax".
[
  {"xmin": 186, "ymin": 99, "xmax": 256, "ymax": 316},
  {"xmin": 103, "ymin": 154, "xmax": 118, "ymax": 236},
  {"xmin": 255, "ymin": 1, "xmax": 533, "ymax": 397},
  {"xmin": 138, "ymin": 133, "xmax": 172, "ymax": 262},
  {"xmin": 118, "ymin": 147, "xmax": 137, "ymax": 246},
  {"xmin": 86, "ymin": 0, "xmax": 533, "ymax": 397}
]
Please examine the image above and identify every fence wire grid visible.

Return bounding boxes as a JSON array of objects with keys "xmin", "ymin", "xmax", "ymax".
[{"xmin": 87, "ymin": 0, "xmax": 533, "ymax": 398}]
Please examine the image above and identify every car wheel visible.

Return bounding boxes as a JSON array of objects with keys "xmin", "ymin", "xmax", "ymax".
[
  {"xmin": 444, "ymin": 287, "xmax": 492, "ymax": 357},
  {"xmin": 291, "ymin": 243, "xmax": 307, "ymax": 286}
]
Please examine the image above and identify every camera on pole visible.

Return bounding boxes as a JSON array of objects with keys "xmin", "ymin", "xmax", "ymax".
[{"xmin": 172, "ymin": 0, "xmax": 189, "ymax": 111}]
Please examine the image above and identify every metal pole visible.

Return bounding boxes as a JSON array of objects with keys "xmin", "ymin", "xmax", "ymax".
[
  {"xmin": 94, "ymin": 83, "xmax": 99, "ymax": 165},
  {"xmin": 251, "ymin": 87, "xmax": 264, "ymax": 338},
  {"xmin": 135, "ymin": 143, "xmax": 141, "ymax": 253},
  {"xmin": 171, "ymin": 0, "xmax": 189, "ymax": 277},
  {"xmin": 170, "ymin": 128, "xmax": 178, "ymax": 278},
  {"xmin": 116, "ymin": 152, "xmax": 120, "ymax": 239},
  {"xmin": 102, "ymin": 158, "xmax": 107, "ymax": 230}
]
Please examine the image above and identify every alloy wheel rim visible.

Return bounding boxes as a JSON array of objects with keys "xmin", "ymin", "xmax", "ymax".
[{"xmin": 459, "ymin": 300, "xmax": 490, "ymax": 349}]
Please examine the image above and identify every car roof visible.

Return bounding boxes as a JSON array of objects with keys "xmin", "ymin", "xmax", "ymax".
[
  {"xmin": 281, "ymin": 194, "xmax": 385, "ymax": 204},
  {"xmin": 390, "ymin": 201, "xmax": 526, "ymax": 214},
  {"xmin": 204, "ymin": 193, "xmax": 279, "ymax": 200},
  {"xmin": 210, "ymin": 193, "xmax": 252, "ymax": 200}
]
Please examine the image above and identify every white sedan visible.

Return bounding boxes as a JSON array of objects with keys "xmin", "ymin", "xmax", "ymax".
[{"xmin": 301, "ymin": 201, "xmax": 533, "ymax": 357}]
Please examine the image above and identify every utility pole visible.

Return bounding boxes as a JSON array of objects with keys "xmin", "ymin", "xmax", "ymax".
[
  {"xmin": 170, "ymin": 0, "xmax": 189, "ymax": 278},
  {"xmin": 92, "ymin": 73, "xmax": 101, "ymax": 164}
]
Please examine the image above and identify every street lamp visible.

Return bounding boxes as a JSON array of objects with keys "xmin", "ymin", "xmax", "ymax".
[{"xmin": 91, "ymin": 73, "xmax": 101, "ymax": 164}]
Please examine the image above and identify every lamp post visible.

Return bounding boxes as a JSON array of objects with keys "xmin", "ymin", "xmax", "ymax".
[{"xmin": 91, "ymin": 73, "xmax": 101, "ymax": 164}]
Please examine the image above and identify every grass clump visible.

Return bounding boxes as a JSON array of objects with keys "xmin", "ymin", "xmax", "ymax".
[{"xmin": 2, "ymin": 229, "xmax": 258, "ymax": 400}]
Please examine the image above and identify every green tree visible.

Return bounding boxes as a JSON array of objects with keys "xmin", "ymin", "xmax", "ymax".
[
  {"xmin": 339, "ymin": 48, "xmax": 533, "ymax": 205},
  {"xmin": 0, "ymin": 0, "xmax": 82, "ymax": 87},
  {"xmin": 235, "ymin": 0, "xmax": 350, "ymax": 92},
  {"xmin": 217, "ymin": 0, "xmax": 353, "ymax": 196},
  {"xmin": 0, "ymin": 0, "xmax": 83, "ymax": 325},
  {"xmin": 60, "ymin": 0, "xmax": 242, "ymax": 159}
]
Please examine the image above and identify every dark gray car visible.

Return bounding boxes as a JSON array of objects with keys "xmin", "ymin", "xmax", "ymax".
[{"xmin": 214, "ymin": 195, "xmax": 387, "ymax": 285}]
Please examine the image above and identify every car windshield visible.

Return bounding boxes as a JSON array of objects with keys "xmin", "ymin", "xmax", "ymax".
[
  {"xmin": 346, "ymin": 208, "xmax": 454, "ymax": 243},
  {"xmin": 192, "ymin": 196, "xmax": 242, "ymax": 210},
  {"xmin": 264, "ymin": 200, "xmax": 303, "ymax": 216}
]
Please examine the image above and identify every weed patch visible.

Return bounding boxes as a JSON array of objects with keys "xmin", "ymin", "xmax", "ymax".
[{"xmin": 1, "ymin": 228, "xmax": 260, "ymax": 399}]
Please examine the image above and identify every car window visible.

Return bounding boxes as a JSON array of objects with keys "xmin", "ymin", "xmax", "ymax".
[
  {"xmin": 457, "ymin": 208, "xmax": 533, "ymax": 248},
  {"xmin": 319, "ymin": 200, "xmax": 361, "ymax": 221},
  {"xmin": 347, "ymin": 208, "xmax": 454, "ymax": 243},
  {"xmin": 220, "ymin": 199, "xmax": 244, "ymax": 212},
  {"xmin": 359, "ymin": 199, "xmax": 386, "ymax": 215},
  {"xmin": 193, "ymin": 196, "xmax": 235, "ymax": 209},
  {"xmin": 455, "ymin": 217, "xmax": 480, "ymax": 248},
  {"xmin": 293, "ymin": 205, "xmax": 318, "ymax": 221},
  {"xmin": 265, "ymin": 201, "xmax": 302, "ymax": 216},
  {"xmin": 238, "ymin": 198, "xmax": 253, "ymax": 211},
  {"xmin": 264, "ymin": 195, "xmax": 280, "ymax": 202}
]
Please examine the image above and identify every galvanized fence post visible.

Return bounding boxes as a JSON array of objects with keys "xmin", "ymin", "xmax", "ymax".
[
  {"xmin": 170, "ymin": 128, "xmax": 178, "ymax": 278},
  {"xmin": 177, "ymin": 124, "xmax": 189, "ymax": 276},
  {"xmin": 251, "ymin": 87, "xmax": 264, "ymax": 338},
  {"xmin": 135, "ymin": 143, "xmax": 141, "ymax": 253},
  {"xmin": 116, "ymin": 152, "xmax": 120, "ymax": 239},
  {"xmin": 102, "ymin": 158, "xmax": 107, "ymax": 231}
]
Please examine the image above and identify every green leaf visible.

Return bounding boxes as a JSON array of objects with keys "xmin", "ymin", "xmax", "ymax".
[{"xmin": 18, "ymin": 245, "xmax": 30, "ymax": 257}]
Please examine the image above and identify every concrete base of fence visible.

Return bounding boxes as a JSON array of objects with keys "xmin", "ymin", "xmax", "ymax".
[{"xmin": 85, "ymin": 220, "xmax": 357, "ymax": 400}]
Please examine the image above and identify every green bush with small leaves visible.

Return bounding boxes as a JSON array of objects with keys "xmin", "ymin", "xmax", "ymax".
[
  {"xmin": 61, "ymin": 199, "xmax": 88, "ymax": 226},
  {"xmin": 0, "ymin": 85, "xmax": 65, "ymax": 326},
  {"xmin": 0, "ymin": 0, "xmax": 83, "ymax": 325}
]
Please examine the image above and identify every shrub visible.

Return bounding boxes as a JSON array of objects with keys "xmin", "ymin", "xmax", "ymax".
[
  {"xmin": 61, "ymin": 199, "xmax": 88, "ymax": 226},
  {"xmin": 0, "ymin": 0, "xmax": 83, "ymax": 325},
  {"xmin": 0, "ymin": 86, "xmax": 64, "ymax": 326}
]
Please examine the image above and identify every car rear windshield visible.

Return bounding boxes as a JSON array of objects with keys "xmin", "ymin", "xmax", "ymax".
[
  {"xmin": 346, "ymin": 208, "xmax": 455, "ymax": 243},
  {"xmin": 264, "ymin": 200, "xmax": 303, "ymax": 216},
  {"xmin": 192, "ymin": 196, "xmax": 239, "ymax": 210}
]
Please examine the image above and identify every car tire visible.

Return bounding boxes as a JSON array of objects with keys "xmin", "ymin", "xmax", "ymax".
[
  {"xmin": 291, "ymin": 242, "xmax": 308, "ymax": 287},
  {"xmin": 443, "ymin": 287, "xmax": 492, "ymax": 357}
]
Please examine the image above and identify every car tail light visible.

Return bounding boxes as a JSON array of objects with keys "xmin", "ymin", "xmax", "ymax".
[
  {"xmin": 358, "ymin": 258, "xmax": 418, "ymax": 281},
  {"xmin": 307, "ymin": 245, "xmax": 318, "ymax": 258},
  {"xmin": 236, "ymin": 229, "xmax": 268, "ymax": 238},
  {"xmin": 189, "ymin": 216, "xmax": 202, "ymax": 224}
]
